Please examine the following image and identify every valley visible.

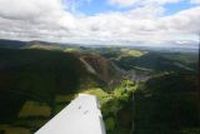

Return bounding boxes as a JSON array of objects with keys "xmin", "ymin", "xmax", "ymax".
[{"xmin": 0, "ymin": 40, "xmax": 199, "ymax": 134}]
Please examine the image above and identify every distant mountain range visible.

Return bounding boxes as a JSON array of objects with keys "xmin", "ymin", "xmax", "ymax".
[{"xmin": 0, "ymin": 39, "xmax": 198, "ymax": 53}]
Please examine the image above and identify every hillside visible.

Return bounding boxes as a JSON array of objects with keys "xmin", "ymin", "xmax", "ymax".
[
  {"xmin": 0, "ymin": 46, "xmax": 124, "ymax": 133},
  {"xmin": 134, "ymin": 73, "xmax": 199, "ymax": 134},
  {"xmin": 0, "ymin": 40, "xmax": 199, "ymax": 134}
]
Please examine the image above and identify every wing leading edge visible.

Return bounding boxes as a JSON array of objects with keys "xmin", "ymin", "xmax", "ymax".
[{"xmin": 35, "ymin": 94, "xmax": 106, "ymax": 134}]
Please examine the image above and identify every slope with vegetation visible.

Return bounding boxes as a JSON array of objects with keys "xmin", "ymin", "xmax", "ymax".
[
  {"xmin": 0, "ymin": 40, "xmax": 199, "ymax": 134},
  {"xmin": 82, "ymin": 80, "xmax": 137, "ymax": 134},
  {"xmin": 134, "ymin": 73, "xmax": 199, "ymax": 134},
  {"xmin": 0, "ymin": 44, "xmax": 126, "ymax": 134}
]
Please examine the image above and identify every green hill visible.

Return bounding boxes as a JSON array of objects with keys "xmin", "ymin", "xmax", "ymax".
[
  {"xmin": 0, "ymin": 47, "xmax": 122, "ymax": 122},
  {"xmin": 134, "ymin": 73, "xmax": 199, "ymax": 134}
]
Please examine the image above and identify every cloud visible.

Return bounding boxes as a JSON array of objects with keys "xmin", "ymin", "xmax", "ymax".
[
  {"xmin": 108, "ymin": 0, "xmax": 137, "ymax": 7},
  {"xmin": 71, "ymin": 6, "xmax": 199, "ymax": 45},
  {"xmin": 190, "ymin": 0, "xmax": 200, "ymax": 4},
  {"xmin": 63, "ymin": 0, "xmax": 92, "ymax": 13},
  {"xmin": 0, "ymin": 0, "xmax": 199, "ymax": 46},
  {"xmin": 159, "ymin": 7, "xmax": 200, "ymax": 34},
  {"xmin": 108, "ymin": 0, "xmax": 183, "ymax": 7},
  {"xmin": 0, "ymin": 0, "xmax": 64, "ymax": 20},
  {"xmin": 0, "ymin": 0, "xmax": 77, "ymax": 37}
]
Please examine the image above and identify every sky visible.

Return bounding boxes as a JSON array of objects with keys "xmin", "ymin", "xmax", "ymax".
[{"xmin": 0, "ymin": 0, "xmax": 200, "ymax": 46}]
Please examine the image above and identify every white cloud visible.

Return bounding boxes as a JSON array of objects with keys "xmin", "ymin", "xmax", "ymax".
[
  {"xmin": 73, "ymin": 6, "xmax": 199, "ymax": 45},
  {"xmin": 190, "ymin": 0, "xmax": 200, "ymax": 4},
  {"xmin": 144, "ymin": 0, "xmax": 182, "ymax": 5},
  {"xmin": 159, "ymin": 7, "xmax": 200, "ymax": 34},
  {"xmin": 0, "ymin": 0, "xmax": 199, "ymax": 46},
  {"xmin": 0, "ymin": 0, "xmax": 77, "ymax": 36},
  {"xmin": 63, "ymin": 0, "xmax": 92, "ymax": 13},
  {"xmin": 108, "ymin": 0, "xmax": 183, "ymax": 7},
  {"xmin": 108, "ymin": 0, "xmax": 137, "ymax": 7},
  {"xmin": 0, "ymin": 0, "xmax": 63, "ymax": 20}
]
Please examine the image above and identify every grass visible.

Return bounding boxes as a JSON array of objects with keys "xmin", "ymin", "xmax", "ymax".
[
  {"xmin": 18, "ymin": 101, "xmax": 51, "ymax": 118},
  {"xmin": 27, "ymin": 44, "xmax": 62, "ymax": 51},
  {"xmin": 13, "ymin": 118, "xmax": 49, "ymax": 130},
  {"xmin": 64, "ymin": 48, "xmax": 79, "ymax": 52},
  {"xmin": 82, "ymin": 88, "xmax": 110, "ymax": 105},
  {"xmin": 0, "ymin": 125, "xmax": 31, "ymax": 134},
  {"xmin": 120, "ymin": 49, "xmax": 145, "ymax": 57},
  {"xmin": 181, "ymin": 128, "xmax": 200, "ymax": 134},
  {"xmin": 55, "ymin": 94, "xmax": 75, "ymax": 104}
]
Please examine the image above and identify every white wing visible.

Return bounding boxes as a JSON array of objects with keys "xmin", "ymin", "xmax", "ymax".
[{"xmin": 35, "ymin": 94, "xmax": 106, "ymax": 134}]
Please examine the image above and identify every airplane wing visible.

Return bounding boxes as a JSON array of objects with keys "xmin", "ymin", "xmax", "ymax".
[{"xmin": 35, "ymin": 94, "xmax": 106, "ymax": 134}]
